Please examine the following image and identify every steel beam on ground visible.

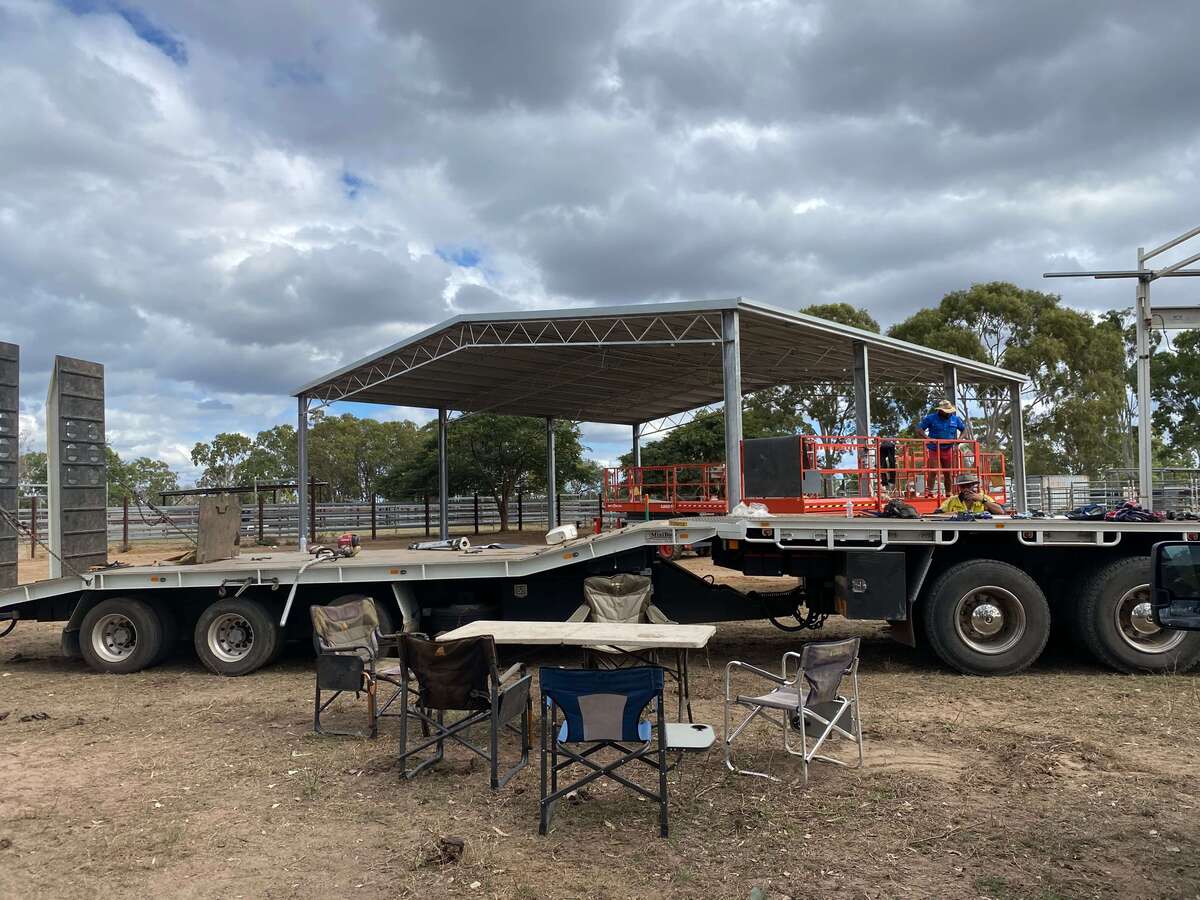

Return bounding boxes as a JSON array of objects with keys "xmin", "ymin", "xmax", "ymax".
[
  {"xmin": 722, "ymin": 309, "xmax": 743, "ymax": 509},
  {"xmin": 437, "ymin": 407, "xmax": 449, "ymax": 540},
  {"xmin": 853, "ymin": 341, "xmax": 871, "ymax": 439},
  {"xmin": 546, "ymin": 417, "xmax": 557, "ymax": 529},
  {"xmin": 297, "ymin": 396, "xmax": 309, "ymax": 552},
  {"xmin": 1009, "ymin": 383, "xmax": 1027, "ymax": 512}
]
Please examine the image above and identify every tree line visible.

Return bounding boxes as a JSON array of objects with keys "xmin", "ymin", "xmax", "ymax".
[
  {"xmin": 19, "ymin": 281, "xmax": 1200, "ymax": 508},
  {"xmin": 630, "ymin": 282, "xmax": 1196, "ymax": 475}
]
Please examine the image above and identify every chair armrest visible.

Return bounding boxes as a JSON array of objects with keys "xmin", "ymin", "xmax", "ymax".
[
  {"xmin": 724, "ymin": 660, "xmax": 787, "ymax": 700},
  {"xmin": 645, "ymin": 603, "xmax": 676, "ymax": 626},
  {"xmin": 567, "ymin": 604, "xmax": 590, "ymax": 623},
  {"xmin": 498, "ymin": 662, "xmax": 526, "ymax": 684}
]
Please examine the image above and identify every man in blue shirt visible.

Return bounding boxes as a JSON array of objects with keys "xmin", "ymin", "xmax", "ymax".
[{"xmin": 919, "ymin": 399, "xmax": 967, "ymax": 495}]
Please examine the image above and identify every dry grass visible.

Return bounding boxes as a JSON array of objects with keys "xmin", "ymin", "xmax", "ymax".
[
  {"xmin": 2, "ymin": 541, "xmax": 1198, "ymax": 898},
  {"xmin": 1, "ymin": 614, "xmax": 1198, "ymax": 899}
]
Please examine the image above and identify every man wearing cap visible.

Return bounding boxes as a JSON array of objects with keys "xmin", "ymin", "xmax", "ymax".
[
  {"xmin": 919, "ymin": 399, "xmax": 967, "ymax": 495},
  {"xmin": 940, "ymin": 474, "xmax": 1004, "ymax": 515}
]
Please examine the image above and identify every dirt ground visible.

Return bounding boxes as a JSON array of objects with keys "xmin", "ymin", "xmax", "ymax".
[{"xmin": 1, "ymin": 539, "xmax": 1198, "ymax": 899}]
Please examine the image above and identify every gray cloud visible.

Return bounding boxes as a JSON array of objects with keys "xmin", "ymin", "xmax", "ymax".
[{"xmin": 2, "ymin": 0, "xmax": 1197, "ymax": 473}]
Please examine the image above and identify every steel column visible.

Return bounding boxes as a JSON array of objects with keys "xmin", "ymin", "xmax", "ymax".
[
  {"xmin": 1009, "ymin": 383, "xmax": 1027, "ymax": 512},
  {"xmin": 943, "ymin": 364, "xmax": 958, "ymax": 409},
  {"xmin": 1136, "ymin": 248, "xmax": 1154, "ymax": 509},
  {"xmin": 546, "ymin": 417, "xmax": 557, "ymax": 529},
  {"xmin": 297, "ymin": 395, "xmax": 309, "ymax": 552},
  {"xmin": 722, "ymin": 309, "xmax": 744, "ymax": 509},
  {"xmin": 632, "ymin": 423, "xmax": 642, "ymax": 468},
  {"xmin": 437, "ymin": 407, "xmax": 449, "ymax": 540},
  {"xmin": 852, "ymin": 341, "xmax": 871, "ymax": 438}
]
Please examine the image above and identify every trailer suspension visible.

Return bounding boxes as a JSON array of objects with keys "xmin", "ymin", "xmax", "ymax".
[{"xmin": 752, "ymin": 587, "xmax": 829, "ymax": 633}]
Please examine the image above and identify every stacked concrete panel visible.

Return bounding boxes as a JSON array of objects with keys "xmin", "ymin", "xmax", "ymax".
[
  {"xmin": 46, "ymin": 356, "xmax": 107, "ymax": 578},
  {"xmin": 0, "ymin": 343, "xmax": 16, "ymax": 589}
]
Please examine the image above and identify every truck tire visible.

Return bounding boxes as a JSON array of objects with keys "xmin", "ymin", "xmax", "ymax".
[
  {"xmin": 151, "ymin": 602, "xmax": 180, "ymax": 665},
  {"xmin": 79, "ymin": 597, "xmax": 164, "ymax": 675},
  {"xmin": 309, "ymin": 593, "xmax": 396, "ymax": 654},
  {"xmin": 921, "ymin": 559, "xmax": 1051, "ymax": 675},
  {"xmin": 1075, "ymin": 556, "xmax": 1200, "ymax": 673},
  {"xmin": 194, "ymin": 598, "xmax": 280, "ymax": 676}
]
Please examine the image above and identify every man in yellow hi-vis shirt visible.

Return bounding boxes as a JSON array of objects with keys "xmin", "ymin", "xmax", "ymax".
[{"xmin": 940, "ymin": 474, "xmax": 1004, "ymax": 515}]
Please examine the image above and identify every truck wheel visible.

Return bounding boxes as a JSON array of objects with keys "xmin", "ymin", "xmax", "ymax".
[
  {"xmin": 194, "ymin": 598, "xmax": 279, "ymax": 676},
  {"xmin": 79, "ymin": 597, "xmax": 164, "ymax": 674},
  {"xmin": 922, "ymin": 559, "xmax": 1050, "ymax": 675},
  {"xmin": 1076, "ymin": 556, "xmax": 1200, "ymax": 673}
]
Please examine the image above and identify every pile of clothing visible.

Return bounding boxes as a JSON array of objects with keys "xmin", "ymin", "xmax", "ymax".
[{"xmin": 1065, "ymin": 500, "xmax": 1164, "ymax": 522}]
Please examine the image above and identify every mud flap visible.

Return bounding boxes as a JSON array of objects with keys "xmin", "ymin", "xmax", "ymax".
[{"xmin": 61, "ymin": 626, "xmax": 82, "ymax": 659}]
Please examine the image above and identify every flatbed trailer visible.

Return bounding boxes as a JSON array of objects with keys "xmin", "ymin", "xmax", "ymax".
[{"xmin": 2, "ymin": 516, "xmax": 1199, "ymax": 678}]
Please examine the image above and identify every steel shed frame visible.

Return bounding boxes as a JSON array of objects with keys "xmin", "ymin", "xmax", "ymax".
[{"xmin": 292, "ymin": 298, "xmax": 1028, "ymax": 548}]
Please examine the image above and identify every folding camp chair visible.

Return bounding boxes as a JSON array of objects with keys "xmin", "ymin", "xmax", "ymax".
[
  {"xmin": 311, "ymin": 597, "xmax": 409, "ymax": 738},
  {"xmin": 539, "ymin": 666, "xmax": 670, "ymax": 837},
  {"xmin": 399, "ymin": 634, "xmax": 532, "ymax": 789},
  {"xmin": 569, "ymin": 574, "xmax": 695, "ymax": 721},
  {"xmin": 723, "ymin": 637, "xmax": 864, "ymax": 781}
]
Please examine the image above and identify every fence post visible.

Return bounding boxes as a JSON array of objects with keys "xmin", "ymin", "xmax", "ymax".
[
  {"xmin": 309, "ymin": 476, "xmax": 317, "ymax": 544},
  {"xmin": 473, "ymin": 492, "xmax": 480, "ymax": 535},
  {"xmin": 122, "ymin": 496, "xmax": 130, "ymax": 551},
  {"xmin": 556, "ymin": 493, "xmax": 562, "ymax": 527},
  {"xmin": 29, "ymin": 495, "xmax": 37, "ymax": 559},
  {"xmin": 258, "ymin": 494, "xmax": 265, "ymax": 544},
  {"xmin": 597, "ymin": 494, "xmax": 603, "ymax": 528},
  {"xmin": 370, "ymin": 494, "xmax": 377, "ymax": 541},
  {"xmin": 424, "ymin": 495, "xmax": 431, "ymax": 537},
  {"xmin": 517, "ymin": 492, "xmax": 523, "ymax": 531}
]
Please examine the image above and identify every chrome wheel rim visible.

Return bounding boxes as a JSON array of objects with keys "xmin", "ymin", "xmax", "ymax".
[
  {"xmin": 93, "ymin": 613, "xmax": 137, "ymax": 663},
  {"xmin": 207, "ymin": 613, "xmax": 255, "ymax": 663},
  {"xmin": 953, "ymin": 585, "xmax": 1026, "ymax": 655},
  {"xmin": 1114, "ymin": 585, "xmax": 1185, "ymax": 654}
]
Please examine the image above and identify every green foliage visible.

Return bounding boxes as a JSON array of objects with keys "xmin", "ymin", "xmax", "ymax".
[
  {"xmin": 888, "ymin": 282, "xmax": 1129, "ymax": 475},
  {"xmin": 308, "ymin": 414, "xmax": 422, "ymax": 501},
  {"xmin": 1150, "ymin": 329, "xmax": 1200, "ymax": 467},
  {"xmin": 190, "ymin": 432, "xmax": 255, "ymax": 488},
  {"xmin": 381, "ymin": 415, "xmax": 593, "ymax": 528},
  {"xmin": 19, "ymin": 450, "xmax": 47, "ymax": 487},
  {"xmin": 106, "ymin": 447, "xmax": 180, "ymax": 502}
]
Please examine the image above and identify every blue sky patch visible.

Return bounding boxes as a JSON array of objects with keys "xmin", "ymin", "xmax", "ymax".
[
  {"xmin": 341, "ymin": 170, "xmax": 365, "ymax": 199},
  {"xmin": 437, "ymin": 246, "xmax": 482, "ymax": 268},
  {"xmin": 270, "ymin": 60, "xmax": 325, "ymax": 88},
  {"xmin": 59, "ymin": 1, "xmax": 187, "ymax": 65}
]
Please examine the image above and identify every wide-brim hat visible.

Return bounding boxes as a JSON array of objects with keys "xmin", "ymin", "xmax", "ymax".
[
  {"xmin": 936, "ymin": 399, "xmax": 956, "ymax": 414},
  {"xmin": 954, "ymin": 473, "xmax": 980, "ymax": 486}
]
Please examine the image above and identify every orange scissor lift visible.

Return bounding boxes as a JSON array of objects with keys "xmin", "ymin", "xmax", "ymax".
[{"xmin": 603, "ymin": 435, "xmax": 1007, "ymax": 518}]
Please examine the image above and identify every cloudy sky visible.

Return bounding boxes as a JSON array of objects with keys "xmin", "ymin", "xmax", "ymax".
[{"xmin": 4, "ymin": 0, "xmax": 1200, "ymax": 477}]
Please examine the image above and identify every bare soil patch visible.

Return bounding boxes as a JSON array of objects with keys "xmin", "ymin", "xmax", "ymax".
[{"xmin": 2, "ymin": 541, "xmax": 1198, "ymax": 898}]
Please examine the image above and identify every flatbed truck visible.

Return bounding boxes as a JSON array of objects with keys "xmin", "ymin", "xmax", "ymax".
[{"xmin": 2, "ymin": 515, "xmax": 1198, "ymax": 677}]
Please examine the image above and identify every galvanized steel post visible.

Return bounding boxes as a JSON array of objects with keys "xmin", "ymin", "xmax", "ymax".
[
  {"xmin": 721, "ymin": 309, "xmax": 743, "ymax": 509},
  {"xmin": 1136, "ymin": 248, "xmax": 1154, "ymax": 509},
  {"xmin": 546, "ymin": 417, "xmax": 557, "ymax": 529},
  {"xmin": 852, "ymin": 341, "xmax": 871, "ymax": 438},
  {"xmin": 632, "ymin": 423, "xmax": 641, "ymax": 468},
  {"xmin": 1009, "ymin": 382, "xmax": 1027, "ymax": 512},
  {"xmin": 297, "ymin": 395, "xmax": 309, "ymax": 552},
  {"xmin": 437, "ymin": 407, "xmax": 449, "ymax": 540}
]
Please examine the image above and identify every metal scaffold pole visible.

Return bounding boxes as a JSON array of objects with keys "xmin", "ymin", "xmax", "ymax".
[{"xmin": 297, "ymin": 395, "xmax": 309, "ymax": 552}]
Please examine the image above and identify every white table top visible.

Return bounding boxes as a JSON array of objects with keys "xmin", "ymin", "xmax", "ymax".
[{"xmin": 436, "ymin": 619, "xmax": 716, "ymax": 650}]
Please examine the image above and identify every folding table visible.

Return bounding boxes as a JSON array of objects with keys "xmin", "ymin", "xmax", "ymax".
[{"xmin": 436, "ymin": 620, "xmax": 716, "ymax": 724}]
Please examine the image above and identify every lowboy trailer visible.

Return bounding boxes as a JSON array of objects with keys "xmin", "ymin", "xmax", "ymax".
[{"xmin": 2, "ymin": 515, "xmax": 1198, "ymax": 678}]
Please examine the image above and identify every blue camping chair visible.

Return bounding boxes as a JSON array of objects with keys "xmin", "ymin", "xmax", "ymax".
[{"xmin": 539, "ymin": 666, "xmax": 669, "ymax": 837}]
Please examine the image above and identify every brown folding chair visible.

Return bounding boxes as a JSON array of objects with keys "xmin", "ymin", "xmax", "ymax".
[{"xmin": 399, "ymin": 634, "xmax": 532, "ymax": 789}]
